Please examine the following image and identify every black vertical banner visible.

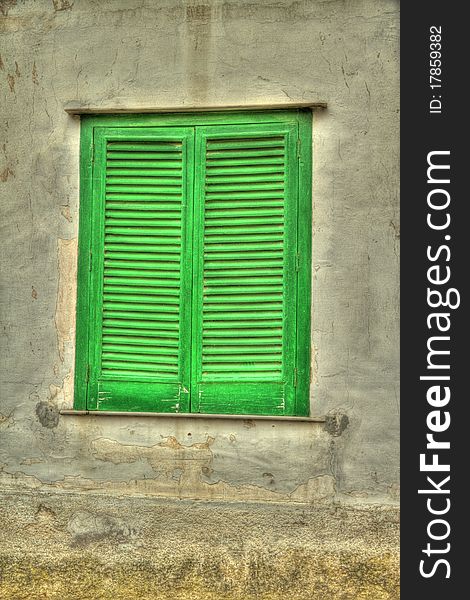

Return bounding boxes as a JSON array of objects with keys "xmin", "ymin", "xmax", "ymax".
[{"xmin": 401, "ymin": 4, "xmax": 466, "ymax": 598}]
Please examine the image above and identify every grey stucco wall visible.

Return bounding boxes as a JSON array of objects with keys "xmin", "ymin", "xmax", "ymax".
[{"xmin": 0, "ymin": 0, "xmax": 399, "ymax": 505}]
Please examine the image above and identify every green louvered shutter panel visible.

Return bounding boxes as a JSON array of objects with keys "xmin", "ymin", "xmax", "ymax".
[
  {"xmin": 87, "ymin": 127, "xmax": 194, "ymax": 412},
  {"xmin": 191, "ymin": 123, "xmax": 299, "ymax": 415}
]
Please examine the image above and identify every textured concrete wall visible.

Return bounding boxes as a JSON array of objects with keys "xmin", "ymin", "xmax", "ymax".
[
  {"xmin": 0, "ymin": 490, "xmax": 399, "ymax": 600},
  {"xmin": 0, "ymin": 0, "xmax": 399, "ymax": 507}
]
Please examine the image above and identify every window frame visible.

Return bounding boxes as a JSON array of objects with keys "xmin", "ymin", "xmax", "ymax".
[{"xmin": 74, "ymin": 110, "xmax": 312, "ymax": 416}]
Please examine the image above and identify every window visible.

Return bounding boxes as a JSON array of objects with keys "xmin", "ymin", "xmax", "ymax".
[{"xmin": 74, "ymin": 110, "xmax": 312, "ymax": 416}]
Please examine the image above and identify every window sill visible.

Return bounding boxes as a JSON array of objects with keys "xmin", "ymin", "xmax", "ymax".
[{"xmin": 59, "ymin": 410, "xmax": 326, "ymax": 423}]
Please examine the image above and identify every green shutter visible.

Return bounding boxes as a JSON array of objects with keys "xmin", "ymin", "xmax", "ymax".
[
  {"xmin": 75, "ymin": 112, "xmax": 311, "ymax": 416},
  {"xmin": 87, "ymin": 127, "xmax": 194, "ymax": 412},
  {"xmin": 191, "ymin": 123, "xmax": 299, "ymax": 415}
]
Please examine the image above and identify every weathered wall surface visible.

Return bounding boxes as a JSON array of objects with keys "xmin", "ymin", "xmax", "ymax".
[
  {"xmin": 0, "ymin": 491, "xmax": 399, "ymax": 600},
  {"xmin": 0, "ymin": 0, "xmax": 399, "ymax": 507}
]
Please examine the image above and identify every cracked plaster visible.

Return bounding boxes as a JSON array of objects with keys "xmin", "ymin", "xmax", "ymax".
[{"xmin": 0, "ymin": 0, "xmax": 399, "ymax": 507}]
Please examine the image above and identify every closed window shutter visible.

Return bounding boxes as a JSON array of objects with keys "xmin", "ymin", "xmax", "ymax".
[
  {"xmin": 87, "ymin": 127, "xmax": 194, "ymax": 412},
  {"xmin": 191, "ymin": 123, "xmax": 299, "ymax": 415},
  {"xmin": 76, "ymin": 113, "xmax": 311, "ymax": 415}
]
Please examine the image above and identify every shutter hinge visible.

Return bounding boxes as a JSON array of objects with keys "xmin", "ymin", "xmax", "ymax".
[
  {"xmin": 294, "ymin": 367, "xmax": 298, "ymax": 388},
  {"xmin": 295, "ymin": 252, "xmax": 300, "ymax": 272},
  {"xmin": 89, "ymin": 250, "xmax": 93, "ymax": 272},
  {"xmin": 85, "ymin": 364, "xmax": 90, "ymax": 383},
  {"xmin": 91, "ymin": 143, "xmax": 95, "ymax": 164},
  {"xmin": 296, "ymin": 137, "xmax": 301, "ymax": 159}
]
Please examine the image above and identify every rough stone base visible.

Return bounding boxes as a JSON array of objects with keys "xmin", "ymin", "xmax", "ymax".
[{"xmin": 0, "ymin": 490, "xmax": 399, "ymax": 599}]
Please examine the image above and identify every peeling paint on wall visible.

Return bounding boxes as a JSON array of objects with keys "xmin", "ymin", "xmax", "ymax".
[
  {"xmin": 0, "ymin": 165, "xmax": 14, "ymax": 181},
  {"xmin": 55, "ymin": 238, "xmax": 77, "ymax": 363},
  {"xmin": 49, "ymin": 370, "xmax": 74, "ymax": 409},
  {"xmin": 34, "ymin": 370, "xmax": 74, "ymax": 427},
  {"xmin": 67, "ymin": 510, "xmax": 136, "ymax": 546},
  {"xmin": 6, "ymin": 72, "xmax": 15, "ymax": 92},
  {"xmin": 324, "ymin": 411, "xmax": 350, "ymax": 437},
  {"xmin": 0, "ymin": 457, "xmax": 336, "ymax": 505},
  {"xmin": 0, "ymin": 1, "xmax": 17, "ymax": 18},
  {"xmin": 52, "ymin": 0, "xmax": 74, "ymax": 12},
  {"xmin": 31, "ymin": 61, "xmax": 39, "ymax": 84},
  {"xmin": 0, "ymin": 0, "xmax": 399, "ymax": 507},
  {"xmin": 0, "ymin": 4, "xmax": 400, "ymax": 594},
  {"xmin": 60, "ymin": 205, "xmax": 72, "ymax": 222},
  {"xmin": 35, "ymin": 401, "xmax": 60, "ymax": 428}
]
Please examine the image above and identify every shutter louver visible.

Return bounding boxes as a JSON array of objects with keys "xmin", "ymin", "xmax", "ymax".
[
  {"xmin": 102, "ymin": 141, "xmax": 182, "ymax": 379},
  {"xmin": 88, "ymin": 128, "xmax": 194, "ymax": 412},
  {"xmin": 192, "ymin": 124, "xmax": 298, "ymax": 415},
  {"xmin": 202, "ymin": 136, "xmax": 285, "ymax": 380}
]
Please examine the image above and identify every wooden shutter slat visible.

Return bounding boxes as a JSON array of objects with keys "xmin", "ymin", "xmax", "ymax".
[
  {"xmin": 206, "ymin": 166, "xmax": 283, "ymax": 175},
  {"xmin": 207, "ymin": 172, "xmax": 284, "ymax": 180},
  {"xmin": 107, "ymin": 169, "xmax": 183, "ymax": 177},
  {"xmin": 106, "ymin": 178, "xmax": 182, "ymax": 185},
  {"xmin": 203, "ymin": 334, "xmax": 282, "ymax": 342},
  {"xmin": 105, "ymin": 235, "xmax": 182, "ymax": 245},
  {"xmin": 105, "ymin": 197, "xmax": 182, "ymax": 203},
  {"xmin": 107, "ymin": 161, "xmax": 183, "ymax": 168},
  {"xmin": 205, "ymin": 208, "xmax": 284, "ymax": 218},
  {"xmin": 107, "ymin": 151, "xmax": 182, "ymax": 159},
  {"xmin": 207, "ymin": 138, "xmax": 284, "ymax": 150},
  {"xmin": 103, "ymin": 327, "xmax": 179, "ymax": 348},
  {"xmin": 206, "ymin": 190, "xmax": 284, "ymax": 199},
  {"xmin": 107, "ymin": 142, "xmax": 183, "ymax": 151},
  {"xmin": 105, "ymin": 251, "xmax": 180, "ymax": 260},
  {"xmin": 207, "ymin": 149, "xmax": 285, "ymax": 158}
]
